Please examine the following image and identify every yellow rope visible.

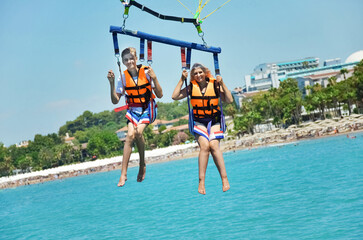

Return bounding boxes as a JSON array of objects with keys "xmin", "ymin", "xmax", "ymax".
[
  {"xmin": 202, "ymin": 0, "xmax": 231, "ymax": 20},
  {"xmin": 199, "ymin": 0, "xmax": 211, "ymax": 12},
  {"xmin": 197, "ymin": 0, "xmax": 203, "ymax": 13},
  {"xmin": 176, "ymin": 0, "xmax": 195, "ymax": 16}
]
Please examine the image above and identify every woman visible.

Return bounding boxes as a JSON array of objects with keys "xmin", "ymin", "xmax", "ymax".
[{"xmin": 172, "ymin": 63, "xmax": 233, "ymax": 194}]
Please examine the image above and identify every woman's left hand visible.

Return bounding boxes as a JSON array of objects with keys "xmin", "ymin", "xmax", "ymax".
[{"xmin": 216, "ymin": 75, "xmax": 223, "ymax": 84}]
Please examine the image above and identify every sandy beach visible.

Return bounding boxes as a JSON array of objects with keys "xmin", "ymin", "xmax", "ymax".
[{"xmin": 1, "ymin": 115, "xmax": 362, "ymax": 189}]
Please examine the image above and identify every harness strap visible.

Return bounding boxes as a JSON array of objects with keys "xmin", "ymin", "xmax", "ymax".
[
  {"xmin": 193, "ymin": 105, "xmax": 219, "ymax": 111},
  {"xmin": 180, "ymin": 47, "xmax": 194, "ymax": 135},
  {"xmin": 114, "ymin": 105, "xmax": 128, "ymax": 112},
  {"xmin": 190, "ymin": 96, "xmax": 218, "ymax": 100},
  {"xmin": 213, "ymin": 53, "xmax": 226, "ymax": 132},
  {"xmin": 140, "ymin": 38, "xmax": 145, "ymax": 61},
  {"xmin": 181, "ymin": 47, "xmax": 186, "ymax": 69},
  {"xmin": 213, "ymin": 53, "xmax": 220, "ymax": 76},
  {"xmin": 124, "ymin": 82, "xmax": 150, "ymax": 90},
  {"xmin": 147, "ymin": 40, "xmax": 152, "ymax": 65},
  {"xmin": 186, "ymin": 48, "xmax": 192, "ymax": 70},
  {"xmin": 112, "ymin": 32, "xmax": 120, "ymax": 56}
]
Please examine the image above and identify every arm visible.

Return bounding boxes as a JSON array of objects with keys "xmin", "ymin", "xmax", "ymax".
[
  {"xmin": 216, "ymin": 75, "xmax": 234, "ymax": 104},
  {"xmin": 172, "ymin": 70, "xmax": 190, "ymax": 100},
  {"xmin": 107, "ymin": 70, "xmax": 122, "ymax": 104},
  {"xmin": 146, "ymin": 67, "xmax": 163, "ymax": 98}
]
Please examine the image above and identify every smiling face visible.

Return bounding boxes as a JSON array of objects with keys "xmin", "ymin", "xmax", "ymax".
[
  {"xmin": 192, "ymin": 67, "xmax": 206, "ymax": 83},
  {"xmin": 122, "ymin": 53, "xmax": 137, "ymax": 70},
  {"xmin": 121, "ymin": 47, "xmax": 138, "ymax": 70}
]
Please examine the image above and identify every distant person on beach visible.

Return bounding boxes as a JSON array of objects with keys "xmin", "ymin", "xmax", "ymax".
[
  {"xmin": 107, "ymin": 47, "xmax": 163, "ymax": 187},
  {"xmin": 171, "ymin": 63, "xmax": 233, "ymax": 194}
]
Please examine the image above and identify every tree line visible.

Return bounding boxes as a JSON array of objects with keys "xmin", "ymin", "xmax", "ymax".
[{"xmin": 233, "ymin": 60, "xmax": 363, "ymax": 135}]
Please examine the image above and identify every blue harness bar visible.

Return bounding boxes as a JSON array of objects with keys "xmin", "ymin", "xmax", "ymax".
[{"xmin": 109, "ymin": 26, "xmax": 221, "ymax": 54}]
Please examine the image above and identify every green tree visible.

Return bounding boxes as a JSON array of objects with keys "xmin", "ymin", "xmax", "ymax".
[
  {"xmin": 157, "ymin": 100, "xmax": 188, "ymax": 120},
  {"xmin": 278, "ymin": 78, "xmax": 303, "ymax": 124},
  {"xmin": 234, "ymin": 98, "xmax": 262, "ymax": 134},
  {"xmin": 54, "ymin": 144, "xmax": 81, "ymax": 166},
  {"xmin": 225, "ymin": 104, "xmax": 237, "ymax": 118},
  {"xmin": 0, "ymin": 156, "xmax": 14, "ymax": 177},
  {"xmin": 158, "ymin": 125, "xmax": 167, "ymax": 133},
  {"xmin": 326, "ymin": 77, "xmax": 340, "ymax": 116},
  {"xmin": 234, "ymin": 111, "xmax": 262, "ymax": 135},
  {"xmin": 0, "ymin": 143, "xmax": 14, "ymax": 177},
  {"xmin": 38, "ymin": 147, "xmax": 56, "ymax": 169},
  {"xmin": 352, "ymin": 60, "xmax": 363, "ymax": 110},
  {"xmin": 158, "ymin": 130, "xmax": 178, "ymax": 148},
  {"xmin": 340, "ymin": 68, "xmax": 348, "ymax": 80},
  {"xmin": 87, "ymin": 131, "xmax": 122, "ymax": 157},
  {"xmin": 17, "ymin": 155, "xmax": 33, "ymax": 173},
  {"xmin": 143, "ymin": 125, "xmax": 156, "ymax": 149}
]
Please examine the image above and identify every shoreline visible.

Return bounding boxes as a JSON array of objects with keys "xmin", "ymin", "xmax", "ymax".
[{"xmin": 1, "ymin": 116, "xmax": 362, "ymax": 190}]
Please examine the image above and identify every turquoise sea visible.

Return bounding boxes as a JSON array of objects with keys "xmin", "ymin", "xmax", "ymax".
[{"xmin": 1, "ymin": 133, "xmax": 362, "ymax": 239}]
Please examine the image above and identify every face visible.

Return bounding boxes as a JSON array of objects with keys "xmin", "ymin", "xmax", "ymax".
[
  {"xmin": 193, "ymin": 67, "xmax": 206, "ymax": 83},
  {"xmin": 122, "ymin": 53, "xmax": 137, "ymax": 70}
]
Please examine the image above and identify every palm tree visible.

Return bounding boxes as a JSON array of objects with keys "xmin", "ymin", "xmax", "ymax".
[
  {"xmin": 340, "ymin": 68, "xmax": 348, "ymax": 80},
  {"xmin": 302, "ymin": 61, "xmax": 309, "ymax": 68},
  {"xmin": 327, "ymin": 76, "xmax": 337, "ymax": 86}
]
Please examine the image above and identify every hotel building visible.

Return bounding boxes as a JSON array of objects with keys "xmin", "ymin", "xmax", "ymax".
[{"xmin": 232, "ymin": 51, "xmax": 363, "ymax": 108}]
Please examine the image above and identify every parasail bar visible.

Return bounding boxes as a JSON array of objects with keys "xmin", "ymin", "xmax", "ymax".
[{"xmin": 109, "ymin": 26, "xmax": 221, "ymax": 54}]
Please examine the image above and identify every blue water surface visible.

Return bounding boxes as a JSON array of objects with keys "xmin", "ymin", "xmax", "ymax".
[{"xmin": 1, "ymin": 133, "xmax": 362, "ymax": 239}]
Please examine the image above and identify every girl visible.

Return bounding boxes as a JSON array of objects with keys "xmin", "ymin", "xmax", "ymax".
[
  {"xmin": 107, "ymin": 47, "xmax": 163, "ymax": 187},
  {"xmin": 171, "ymin": 63, "xmax": 233, "ymax": 194}
]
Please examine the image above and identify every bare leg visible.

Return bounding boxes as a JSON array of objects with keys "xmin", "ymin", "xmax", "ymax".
[
  {"xmin": 210, "ymin": 125, "xmax": 230, "ymax": 192},
  {"xmin": 118, "ymin": 122, "xmax": 135, "ymax": 187},
  {"xmin": 196, "ymin": 134, "xmax": 210, "ymax": 195},
  {"xmin": 135, "ymin": 123, "xmax": 148, "ymax": 182}
]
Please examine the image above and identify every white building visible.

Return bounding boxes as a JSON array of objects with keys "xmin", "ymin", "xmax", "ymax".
[
  {"xmin": 231, "ymin": 51, "xmax": 363, "ymax": 106},
  {"xmin": 243, "ymin": 51, "xmax": 362, "ymax": 94},
  {"xmin": 244, "ymin": 57, "xmax": 319, "ymax": 92}
]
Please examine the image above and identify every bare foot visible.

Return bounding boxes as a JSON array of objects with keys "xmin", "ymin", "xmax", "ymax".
[
  {"xmin": 117, "ymin": 175, "xmax": 127, "ymax": 187},
  {"xmin": 198, "ymin": 181, "xmax": 206, "ymax": 195},
  {"xmin": 137, "ymin": 165, "xmax": 146, "ymax": 182},
  {"xmin": 222, "ymin": 177, "xmax": 230, "ymax": 192}
]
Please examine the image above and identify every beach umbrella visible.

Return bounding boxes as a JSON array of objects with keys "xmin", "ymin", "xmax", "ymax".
[{"xmin": 299, "ymin": 122, "xmax": 312, "ymax": 127}]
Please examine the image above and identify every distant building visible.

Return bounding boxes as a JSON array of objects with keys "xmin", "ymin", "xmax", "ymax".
[
  {"xmin": 115, "ymin": 125, "xmax": 128, "ymax": 141},
  {"xmin": 231, "ymin": 88, "xmax": 268, "ymax": 109},
  {"xmin": 234, "ymin": 50, "xmax": 363, "ymax": 106},
  {"xmin": 244, "ymin": 57, "xmax": 319, "ymax": 92},
  {"xmin": 64, "ymin": 133, "xmax": 75, "ymax": 145},
  {"xmin": 16, "ymin": 141, "xmax": 29, "ymax": 148}
]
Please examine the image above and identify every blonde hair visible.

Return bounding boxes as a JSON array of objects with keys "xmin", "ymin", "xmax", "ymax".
[
  {"xmin": 121, "ymin": 47, "xmax": 137, "ymax": 60},
  {"xmin": 190, "ymin": 63, "xmax": 213, "ymax": 81}
]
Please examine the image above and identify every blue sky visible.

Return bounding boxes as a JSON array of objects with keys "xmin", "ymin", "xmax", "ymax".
[{"xmin": 1, "ymin": 0, "xmax": 362, "ymax": 146}]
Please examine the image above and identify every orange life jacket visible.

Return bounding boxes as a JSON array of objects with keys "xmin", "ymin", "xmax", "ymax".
[
  {"xmin": 124, "ymin": 65, "xmax": 155, "ymax": 107},
  {"xmin": 190, "ymin": 78, "xmax": 220, "ymax": 119}
]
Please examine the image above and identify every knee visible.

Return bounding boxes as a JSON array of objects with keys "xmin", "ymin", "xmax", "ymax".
[
  {"xmin": 126, "ymin": 132, "xmax": 135, "ymax": 142},
  {"xmin": 134, "ymin": 131, "xmax": 143, "ymax": 140},
  {"xmin": 199, "ymin": 143, "xmax": 210, "ymax": 153},
  {"xmin": 209, "ymin": 141, "xmax": 220, "ymax": 154}
]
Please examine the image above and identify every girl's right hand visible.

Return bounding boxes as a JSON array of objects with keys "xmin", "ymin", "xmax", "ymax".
[
  {"xmin": 181, "ymin": 69, "xmax": 188, "ymax": 80},
  {"xmin": 107, "ymin": 70, "xmax": 115, "ymax": 83}
]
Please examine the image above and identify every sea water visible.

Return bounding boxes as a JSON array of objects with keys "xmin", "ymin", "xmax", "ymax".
[{"xmin": 1, "ymin": 133, "xmax": 362, "ymax": 239}]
